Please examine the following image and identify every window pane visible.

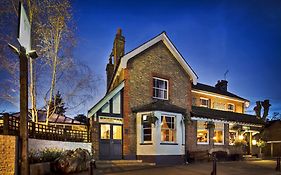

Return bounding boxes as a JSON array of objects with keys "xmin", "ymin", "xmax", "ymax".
[
  {"xmin": 214, "ymin": 130, "xmax": 223, "ymax": 144},
  {"xmin": 229, "ymin": 131, "xmax": 236, "ymax": 145},
  {"xmin": 101, "ymin": 102, "xmax": 110, "ymax": 113},
  {"xmin": 100, "ymin": 124, "xmax": 110, "ymax": 139},
  {"xmin": 197, "ymin": 130, "xmax": 208, "ymax": 143},
  {"xmin": 112, "ymin": 92, "xmax": 121, "ymax": 114},
  {"xmin": 142, "ymin": 115, "xmax": 151, "ymax": 142},
  {"xmin": 161, "ymin": 116, "xmax": 176, "ymax": 142},
  {"xmin": 113, "ymin": 125, "xmax": 122, "ymax": 140},
  {"xmin": 144, "ymin": 135, "xmax": 151, "ymax": 141}
]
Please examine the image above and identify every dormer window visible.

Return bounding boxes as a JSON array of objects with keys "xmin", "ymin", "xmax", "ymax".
[
  {"xmin": 153, "ymin": 77, "xmax": 168, "ymax": 100},
  {"xmin": 227, "ymin": 103, "xmax": 235, "ymax": 112},
  {"xmin": 200, "ymin": 97, "xmax": 209, "ymax": 108}
]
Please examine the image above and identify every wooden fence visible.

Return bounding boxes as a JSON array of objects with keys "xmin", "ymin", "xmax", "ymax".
[{"xmin": 0, "ymin": 114, "xmax": 90, "ymax": 142}]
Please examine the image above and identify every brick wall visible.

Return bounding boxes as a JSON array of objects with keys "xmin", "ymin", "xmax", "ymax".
[
  {"xmin": 123, "ymin": 41, "xmax": 192, "ymax": 158},
  {"xmin": 0, "ymin": 135, "xmax": 18, "ymax": 175}
]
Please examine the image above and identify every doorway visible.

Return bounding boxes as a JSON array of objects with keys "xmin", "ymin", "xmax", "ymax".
[{"xmin": 99, "ymin": 124, "xmax": 122, "ymax": 160}]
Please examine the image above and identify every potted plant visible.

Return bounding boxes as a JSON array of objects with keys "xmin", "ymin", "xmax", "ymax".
[{"xmin": 147, "ymin": 112, "xmax": 158, "ymax": 126}]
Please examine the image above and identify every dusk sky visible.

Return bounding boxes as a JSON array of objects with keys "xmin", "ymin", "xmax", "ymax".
[
  {"xmin": 1, "ymin": 0, "xmax": 280, "ymax": 117},
  {"xmin": 72, "ymin": 0, "xmax": 281, "ymax": 116}
]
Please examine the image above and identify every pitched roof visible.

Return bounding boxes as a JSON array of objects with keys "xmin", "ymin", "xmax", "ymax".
[
  {"xmin": 191, "ymin": 106, "xmax": 264, "ymax": 125},
  {"xmin": 108, "ymin": 32, "xmax": 198, "ymax": 91},
  {"xmin": 11, "ymin": 110, "xmax": 86, "ymax": 125},
  {"xmin": 131, "ymin": 100, "xmax": 187, "ymax": 114},
  {"xmin": 192, "ymin": 83, "xmax": 248, "ymax": 102}
]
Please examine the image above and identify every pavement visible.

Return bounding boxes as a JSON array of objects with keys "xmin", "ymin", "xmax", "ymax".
[{"xmin": 74, "ymin": 160, "xmax": 281, "ymax": 175}]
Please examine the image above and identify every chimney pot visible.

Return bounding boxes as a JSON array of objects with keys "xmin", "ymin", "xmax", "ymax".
[{"xmin": 215, "ymin": 80, "xmax": 228, "ymax": 91}]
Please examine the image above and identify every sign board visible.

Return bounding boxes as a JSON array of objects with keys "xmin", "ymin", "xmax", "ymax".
[{"xmin": 17, "ymin": 2, "xmax": 31, "ymax": 52}]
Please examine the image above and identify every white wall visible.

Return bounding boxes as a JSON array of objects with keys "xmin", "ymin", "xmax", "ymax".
[
  {"xmin": 28, "ymin": 138, "xmax": 92, "ymax": 154},
  {"xmin": 136, "ymin": 111, "xmax": 185, "ymax": 156}
]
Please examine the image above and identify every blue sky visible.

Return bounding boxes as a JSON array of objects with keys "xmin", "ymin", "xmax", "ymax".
[
  {"xmin": 1, "ymin": 0, "xmax": 280, "ymax": 117},
  {"xmin": 72, "ymin": 0, "xmax": 281, "ymax": 116}
]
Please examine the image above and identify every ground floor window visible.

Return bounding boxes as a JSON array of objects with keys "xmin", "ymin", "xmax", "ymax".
[
  {"xmin": 214, "ymin": 122, "xmax": 224, "ymax": 145},
  {"xmin": 197, "ymin": 121, "xmax": 209, "ymax": 144},
  {"xmin": 142, "ymin": 114, "xmax": 152, "ymax": 142},
  {"xmin": 100, "ymin": 124, "xmax": 110, "ymax": 139},
  {"xmin": 229, "ymin": 131, "xmax": 237, "ymax": 145},
  {"xmin": 161, "ymin": 115, "xmax": 176, "ymax": 142}
]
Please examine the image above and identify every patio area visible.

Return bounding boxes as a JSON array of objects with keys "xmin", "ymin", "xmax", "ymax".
[{"xmin": 80, "ymin": 160, "xmax": 281, "ymax": 175}]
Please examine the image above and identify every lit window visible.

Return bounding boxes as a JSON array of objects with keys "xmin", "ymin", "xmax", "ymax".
[
  {"xmin": 113, "ymin": 125, "xmax": 122, "ymax": 140},
  {"xmin": 227, "ymin": 103, "xmax": 235, "ymax": 112},
  {"xmin": 153, "ymin": 77, "xmax": 168, "ymax": 100},
  {"xmin": 214, "ymin": 122, "xmax": 224, "ymax": 145},
  {"xmin": 197, "ymin": 121, "xmax": 209, "ymax": 144},
  {"xmin": 229, "ymin": 131, "xmax": 237, "ymax": 145},
  {"xmin": 100, "ymin": 124, "xmax": 110, "ymax": 139},
  {"xmin": 142, "ymin": 115, "xmax": 152, "ymax": 142},
  {"xmin": 200, "ymin": 98, "xmax": 209, "ymax": 108},
  {"xmin": 161, "ymin": 115, "xmax": 176, "ymax": 142}
]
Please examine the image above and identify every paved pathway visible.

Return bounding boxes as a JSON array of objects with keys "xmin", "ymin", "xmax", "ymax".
[{"xmin": 76, "ymin": 160, "xmax": 281, "ymax": 175}]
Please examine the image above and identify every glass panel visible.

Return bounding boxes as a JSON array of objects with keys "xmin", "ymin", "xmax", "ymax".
[
  {"xmin": 113, "ymin": 125, "xmax": 122, "ymax": 140},
  {"xmin": 112, "ymin": 92, "xmax": 121, "ymax": 114},
  {"xmin": 101, "ymin": 102, "xmax": 110, "ymax": 113},
  {"xmin": 161, "ymin": 116, "xmax": 176, "ymax": 142},
  {"xmin": 229, "ymin": 131, "xmax": 236, "ymax": 145},
  {"xmin": 214, "ymin": 130, "xmax": 224, "ymax": 144},
  {"xmin": 142, "ymin": 114, "xmax": 151, "ymax": 142},
  {"xmin": 197, "ymin": 130, "xmax": 208, "ymax": 143},
  {"xmin": 100, "ymin": 124, "xmax": 110, "ymax": 139}
]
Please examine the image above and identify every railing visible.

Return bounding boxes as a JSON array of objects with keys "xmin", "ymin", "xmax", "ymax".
[{"xmin": 0, "ymin": 114, "xmax": 89, "ymax": 142}]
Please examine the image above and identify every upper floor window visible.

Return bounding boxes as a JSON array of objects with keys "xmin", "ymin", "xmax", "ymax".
[
  {"xmin": 227, "ymin": 103, "xmax": 235, "ymax": 112},
  {"xmin": 161, "ymin": 115, "xmax": 176, "ymax": 143},
  {"xmin": 200, "ymin": 98, "xmax": 209, "ymax": 108},
  {"xmin": 153, "ymin": 77, "xmax": 168, "ymax": 100}
]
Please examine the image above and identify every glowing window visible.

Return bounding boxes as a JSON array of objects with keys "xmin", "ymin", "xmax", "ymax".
[
  {"xmin": 197, "ymin": 121, "xmax": 209, "ymax": 144},
  {"xmin": 214, "ymin": 122, "xmax": 224, "ymax": 145},
  {"xmin": 100, "ymin": 124, "xmax": 110, "ymax": 139},
  {"xmin": 113, "ymin": 125, "xmax": 122, "ymax": 140},
  {"xmin": 161, "ymin": 115, "xmax": 176, "ymax": 142}
]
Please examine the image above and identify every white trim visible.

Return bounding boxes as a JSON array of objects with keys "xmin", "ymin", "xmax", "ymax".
[
  {"xmin": 192, "ymin": 89, "xmax": 248, "ymax": 103},
  {"xmin": 88, "ymin": 81, "xmax": 124, "ymax": 117},
  {"xmin": 110, "ymin": 32, "xmax": 198, "ymax": 90}
]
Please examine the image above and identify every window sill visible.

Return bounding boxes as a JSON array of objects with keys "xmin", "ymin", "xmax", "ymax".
[
  {"xmin": 140, "ymin": 143, "xmax": 153, "ymax": 145},
  {"xmin": 152, "ymin": 97, "xmax": 169, "ymax": 101},
  {"xmin": 197, "ymin": 142, "xmax": 209, "ymax": 145},
  {"xmin": 160, "ymin": 142, "xmax": 178, "ymax": 145},
  {"xmin": 214, "ymin": 143, "xmax": 224, "ymax": 145}
]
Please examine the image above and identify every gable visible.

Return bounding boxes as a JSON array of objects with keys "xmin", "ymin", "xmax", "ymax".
[{"xmin": 109, "ymin": 32, "xmax": 198, "ymax": 91}]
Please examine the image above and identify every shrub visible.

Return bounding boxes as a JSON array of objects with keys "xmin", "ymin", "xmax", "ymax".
[{"xmin": 29, "ymin": 148, "xmax": 63, "ymax": 164}]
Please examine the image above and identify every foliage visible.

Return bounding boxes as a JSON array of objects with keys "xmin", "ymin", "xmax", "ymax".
[
  {"xmin": 256, "ymin": 139, "xmax": 266, "ymax": 148},
  {"xmin": 74, "ymin": 114, "xmax": 88, "ymax": 124},
  {"xmin": 29, "ymin": 148, "xmax": 63, "ymax": 164},
  {"xmin": 205, "ymin": 121, "xmax": 215, "ymax": 129},
  {"xmin": 234, "ymin": 139, "xmax": 247, "ymax": 147},
  {"xmin": 48, "ymin": 91, "xmax": 67, "ymax": 115},
  {"xmin": 147, "ymin": 112, "xmax": 158, "ymax": 125}
]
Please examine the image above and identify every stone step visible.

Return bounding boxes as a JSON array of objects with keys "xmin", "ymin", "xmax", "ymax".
[{"xmin": 95, "ymin": 160, "xmax": 155, "ymax": 169}]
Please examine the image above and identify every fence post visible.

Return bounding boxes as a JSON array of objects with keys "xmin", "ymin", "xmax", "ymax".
[
  {"xmin": 31, "ymin": 122, "xmax": 35, "ymax": 138},
  {"xmin": 276, "ymin": 157, "xmax": 281, "ymax": 171},
  {"xmin": 211, "ymin": 153, "xmax": 217, "ymax": 175},
  {"xmin": 3, "ymin": 113, "xmax": 9, "ymax": 135}
]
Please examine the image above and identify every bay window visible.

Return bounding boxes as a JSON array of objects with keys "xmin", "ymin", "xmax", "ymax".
[
  {"xmin": 161, "ymin": 115, "xmax": 176, "ymax": 142},
  {"xmin": 142, "ymin": 114, "xmax": 152, "ymax": 142}
]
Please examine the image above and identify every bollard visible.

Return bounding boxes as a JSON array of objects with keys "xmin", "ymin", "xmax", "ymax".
[
  {"xmin": 89, "ymin": 159, "xmax": 96, "ymax": 175},
  {"xmin": 211, "ymin": 153, "xmax": 217, "ymax": 175},
  {"xmin": 276, "ymin": 157, "xmax": 280, "ymax": 171}
]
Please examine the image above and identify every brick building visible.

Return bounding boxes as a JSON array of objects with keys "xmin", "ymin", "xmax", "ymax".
[{"xmin": 88, "ymin": 29, "xmax": 264, "ymax": 164}]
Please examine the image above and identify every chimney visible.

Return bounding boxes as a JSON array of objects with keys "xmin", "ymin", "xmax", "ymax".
[
  {"xmin": 215, "ymin": 80, "xmax": 228, "ymax": 91},
  {"xmin": 106, "ymin": 54, "xmax": 114, "ymax": 89},
  {"xmin": 113, "ymin": 28, "xmax": 125, "ymax": 69}
]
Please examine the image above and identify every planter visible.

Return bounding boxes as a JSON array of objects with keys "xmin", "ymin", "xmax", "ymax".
[{"xmin": 30, "ymin": 162, "xmax": 51, "ymax": 175}]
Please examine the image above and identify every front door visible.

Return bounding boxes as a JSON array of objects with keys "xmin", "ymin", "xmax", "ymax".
[{"xmin": 99, "ymin": 124, "xmax": 122, "ymax": 160}]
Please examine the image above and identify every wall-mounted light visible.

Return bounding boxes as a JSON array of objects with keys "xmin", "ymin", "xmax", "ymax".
[
  {"xmin": 238, "ymin": 135, "xmax": 244, "ymax": 140},
  {"xmin": 143, "ymin": 115, "xmax": 147, "ymax": 121},
  {"xmin": 252, "ymin": 139, "xmax": 257, "ymax": 146}
]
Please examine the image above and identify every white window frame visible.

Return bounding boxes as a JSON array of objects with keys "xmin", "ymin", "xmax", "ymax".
[
  {"xmin": 153, "ymin": 77, "xmax": 169, "ymax": 100},
  {"xmin": 214, "ymin": 122, "xmax": 224, "ymax": 145},
  {"xmin": 141, "ymin": 114, "xmax": 152, "ymax": 143},
  {"xmin": 160, "ymin": 115, "xmax": 176, "ymax": 143},
  {"xmin": 200, "ymin": 97, "xmax": 209, "ymax": 108},
  {"xmin": 197, "ymin": 121, "xmax": 209, "ymax": 145},
  {"xmin": 227, "ymin": 103, "xmax": 235, "ymax": 112}
]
